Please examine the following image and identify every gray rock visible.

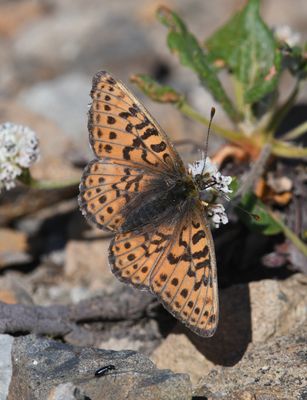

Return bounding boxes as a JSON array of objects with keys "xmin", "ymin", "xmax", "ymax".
[
  {"xmin": 152, "ymin": 274, "xmax": 307, "ymax": 383},
  {"xmin": 0, "ymin": 335, "xmax": 14, "ymax": 400},
  {"xmin": 17, "ymin": 73, "xmax": 89, "ymax": 143},
  {"xmin": 8, "ymin": 335, "xmax": 192, "ymax": 400},
  {"xmin": 194, "ymin": 325, "xmax": 307, "ymax": 400}
]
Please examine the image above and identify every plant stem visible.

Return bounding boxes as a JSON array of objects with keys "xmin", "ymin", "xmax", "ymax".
[
  {"xmin": 268, "ymin": 210, "xmax": 307, "ymax": 257},
  {"xmin": 232, "ymin": 76, "xmax": 245, "ymax": 114},
  {"xmin": 29, "ymin": 178, "xmax": 80, "ymax": 190},
  {"xmin": 18, "ymin": 169, "xmax": 79, "ymax": 190},
  {"xmin": 271, "ymin": 139, "xmax": 307, "ymax": 158},
  {"xmin": 281, "ymin": 121, "xmax": 307, "ymax": 141},
  {"xmin": 266, "ymin": 82, "xmax": 299, "ymax": 134},
  {"xmin": 178, "ymin": 101, "xmax": 244, "ymax": 142},
  {"xmin": 235, "ymin": 143, "xmax": 272, "ymax": 198}
]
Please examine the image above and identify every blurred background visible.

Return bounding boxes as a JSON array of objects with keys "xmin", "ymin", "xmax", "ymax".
[
  {"xmin": 0, "ymin": 0, "xmax": 307, "ymax": 387},
  {"xmin": 1, "ymin": 0, "xmax": 307, "ymax": 156}
]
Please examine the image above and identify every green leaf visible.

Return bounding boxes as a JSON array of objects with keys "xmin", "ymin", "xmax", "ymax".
[
  {"xmin": 229, "ymin": 176, "xmax": 240, "ymax": 198},
  {"xmin": 156, "ymin": 6, "xmax": 241, "ymax": 122},
  {"xmin": 206, "ymin": 0, "xmax": 281, "ymax": 104},
  {"xmin": 237, "ymin": 192, "xmax": 282, "ymax": 235},
  {"xmin": 130, "ymin": 74, "xmax": 184, "ymax": 104}
]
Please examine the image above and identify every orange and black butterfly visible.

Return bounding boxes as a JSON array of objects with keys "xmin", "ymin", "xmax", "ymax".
[{"xmin": 79, "ymin": 71, "xmax": 219, "ymax": 337}]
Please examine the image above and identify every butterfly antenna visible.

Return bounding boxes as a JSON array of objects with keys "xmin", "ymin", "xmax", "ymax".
[{"xmin": 201, "ymin": 107, "xmax": 215, "ymax": 176}]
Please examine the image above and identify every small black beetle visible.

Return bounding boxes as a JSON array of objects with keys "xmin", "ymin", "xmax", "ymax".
[{"xmin": 94, "ymin": 364, "xmax": 116, "ymax": 377}]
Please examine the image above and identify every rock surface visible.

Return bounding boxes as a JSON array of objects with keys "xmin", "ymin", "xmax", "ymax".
[
  {"xmin": 0, "ymin": 228, "xmax": 30, "ymax": 269},
  {"xmin": 194, "ymin": 324, "xmax": 307, "ymax": 400},
  {"xmin": 17, "ymin": 73, "xmax": 90, "ymax": 146},
  {"xmin": 152, "ymin": 274, "xmax": 307, "ymax": 383},
  {"xmin": 0, "ymin": 335, "xmax": 14, "ymax": 400},
  {"xmin": 64, "ymin": 239, "xmax": 115, "ymax": 291},
  {"xmin": 6, "ymin": 334, "xmax": 192, "ymax": 400}
]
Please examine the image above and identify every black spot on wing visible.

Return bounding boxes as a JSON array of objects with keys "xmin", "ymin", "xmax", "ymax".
[
  {"xmin": 151, "ymin": 141, "xmax": 167, "ymax": 153},
  {"xmin": 192, "ymin": 230, "xmax": 206, "ymax": 244},
  {"xmin": 192, "ymin": 246, "xmax": 209, "ymax": 259}
]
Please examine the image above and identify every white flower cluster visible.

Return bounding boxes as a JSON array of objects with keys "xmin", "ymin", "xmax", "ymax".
[
  {"xmin": 188, "ymin": 157, "xmax": 232, "ymax": 194},
  {"xmin": 188, "ymin": 156, "xmax": 232, "ymax": 228},
  {"xmin": 188, "ymin": 157, "xmax": 215, "ymax": 178},
  {"xmin": 211, "ymin": 170, "xmax": 232, "ymax": 194},
  {"xmin": 207, "ymin": 204, "xmax": 228, "ymax": 229},
  {"xmin": 273, "ymin": 25, "xmax": 301, "ymax": 47},
  {"xmin": 0, "ymin": 122, "xmax": 39, "ymax": 192}
]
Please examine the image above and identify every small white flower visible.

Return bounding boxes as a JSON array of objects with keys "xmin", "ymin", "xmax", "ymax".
[
  {"xmin": 273, "ymin": 25, "xmax": 301, "ymax": 47},
  {"xmin": 212, "ymin": 171, "xmax": 233, "ymax": 194},
  {"xmin": 0, "ymin": 122, "xmax": 39, "ymax": 192},
  {"xmin": 189, "ymin": 156, "xmax": 232, "ymax": 194},
  {"xmin": 188, "ymin": 155, "xmax": 217, "ymax": 177},
  {"xmin": 207, "ymin": 203, "xmax": 229, "ymax": 228},
  {"xmin": 189, "ymin": 156, "xmax": 232, "ymax": 228}
]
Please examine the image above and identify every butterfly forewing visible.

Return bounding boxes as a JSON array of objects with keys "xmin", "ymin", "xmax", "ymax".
[
  {"xmin": 79, "ymin": 71, "xmax": 184, "ymax": 232},
  {"xmin": 79, "ymin": 70, "xmax": 219, "ymax": 337},
  {"xmin": 88, "ymin": 71, "xmax": 185, "ymax": 174}
]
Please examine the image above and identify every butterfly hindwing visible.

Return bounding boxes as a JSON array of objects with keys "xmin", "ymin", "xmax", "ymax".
[
  {"xmin": 150, "ymin": 200, "xmax": 218, "ymax": 337},
  {"xmin": 109, "ymin": 222, "xmax": 175, "ymax": 290},
  {"xmin": 109, "ymin": 200, "xmax": 218, "ymax": 337}
]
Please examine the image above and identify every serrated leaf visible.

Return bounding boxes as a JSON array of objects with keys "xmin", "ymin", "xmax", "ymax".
[
  {"xmin": 237, "ymin": 192, "xmax": 282, "ymax": 235},
  {"xmin": 157, "ymin": 6, "xmax": 241, "ymax": 122},
  {"xmin": 206, "ymin": 0, "xmax": 281, "ymax": 104},
  {"xmin": 130, "ymin": 74, "xmax": 184, "ymax": 104}
]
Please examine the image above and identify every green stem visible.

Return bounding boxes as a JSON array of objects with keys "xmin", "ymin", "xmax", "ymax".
[
  {"xmin": 18, "ymin": 169, "xmax": 79, "ymax": 190},
  {"xmin": 266, "ymin": 81, "xmax": 299, "ymax": 134},
  {"xmin": 271, "ymin": 139, "xmax": 307, "ymax": 158},
  {"xmin": 268, "ymin": 210, "xmax": 307, "ymax": 258},
  {"xmin": 281, "ymin": 121, "xmax": 307, "ymax": 141},
  {"xmin": 29, "ymin": 178, "xmax": 79, "ymax": 190},
  {"xmin": 178, "ymin": 101, "xmax": 244, "ymax": 142},
  {"xmin": 232, "ymin": 77, "xmax": 245, "ymax": 114}
]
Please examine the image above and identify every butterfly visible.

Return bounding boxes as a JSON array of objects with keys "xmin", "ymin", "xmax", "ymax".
[{"xmin": 79, "ymin": 71, "xmax": 219, "ymax": 337}]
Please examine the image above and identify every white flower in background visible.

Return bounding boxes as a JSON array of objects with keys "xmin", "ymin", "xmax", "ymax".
[
  {"xmin": 189, "ymin": 156, "xmax": 232, "ymax": 228},
  {"xmin": 207, "ymin": 203, "xmax": 229, "ymax": 229},
  {"xmin": 273, "ymin": 25, "xmax": 301, "ymax": 47},
  {"xmin": 0, "ymin": 122, "xmax": 39, "ymax": 192}
]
